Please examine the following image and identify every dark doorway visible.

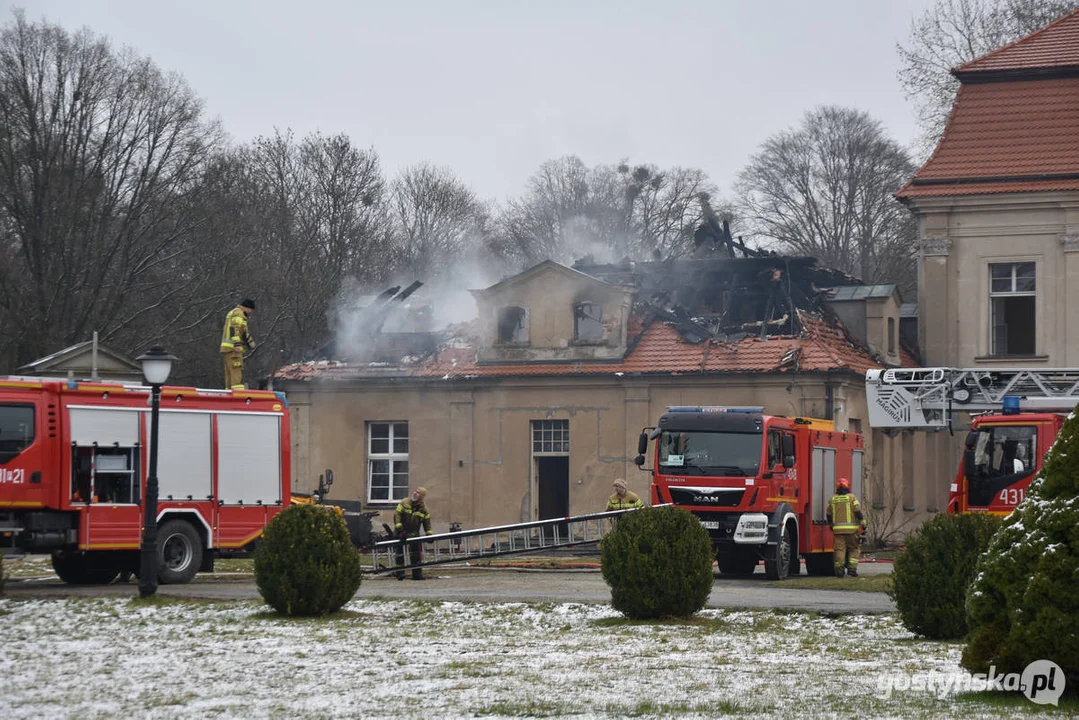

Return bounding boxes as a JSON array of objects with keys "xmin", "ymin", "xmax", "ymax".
[{"xmin": 536, "ymin": 456, "xmax": 569, "ymax": 541}]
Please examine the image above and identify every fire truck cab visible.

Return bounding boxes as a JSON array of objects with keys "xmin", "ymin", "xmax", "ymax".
[
  {"xmin": 0, "ymin": 377, "xmax": 291, "ymax": 584},
  {"xmin": 636, "ymin": 406, "xmax": 864, "ymax": 580},
  {"xmin": 865, "ymin": 367, "xmax": 1079, "ymax": 516}
]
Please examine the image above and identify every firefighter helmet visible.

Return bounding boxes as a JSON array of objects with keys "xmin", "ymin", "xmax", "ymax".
[{"xmin": 836, "ymin": 477, "xmax": 850, "ymax": 491}]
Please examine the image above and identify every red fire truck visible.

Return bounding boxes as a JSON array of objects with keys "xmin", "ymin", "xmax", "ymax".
[
  {"xmin": 0, "ymin": 377, "xmax": 291, "ymax": 584},
  {"xmin": 866, "ymin": 367, "xmax": 1079, "ymax": 515},
  {"xmin": 634, "ymin": 406, "xmax": 864, "ymax": 580}
]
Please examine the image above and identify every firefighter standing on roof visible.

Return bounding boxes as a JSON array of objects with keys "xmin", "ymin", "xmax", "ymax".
[
  {"xmin": 220, "ymin": 299, "xmax": 256, "ymax": 390},
  {"xmin": 827, "ymin": 477, "xmax": 866, "ymax": 578},
  {"xmin": 394, "ymin": 487, "xmax": 431, "ymax": 580}
]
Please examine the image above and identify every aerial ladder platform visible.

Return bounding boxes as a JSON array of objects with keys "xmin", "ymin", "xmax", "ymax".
[
  {"xmin": 367, "ymin": 505, "xmax": 667, "ymax": 574},
  {"xmin": 866, "ymin": 367, "xmax": 1079, "ymax": 429}
]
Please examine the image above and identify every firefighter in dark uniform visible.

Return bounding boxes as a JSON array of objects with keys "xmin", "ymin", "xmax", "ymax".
[
  {"xmin": 394, "ymin": 486, "xmax": 432, "ymax": 580},
  {"xmin": 826, "ymin": 477, "xmax": 866, "ymax": 577}
]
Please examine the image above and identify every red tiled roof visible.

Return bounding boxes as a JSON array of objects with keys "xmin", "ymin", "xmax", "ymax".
[
  {"xmin": 276, "ymin": 310, "xmax": 904, "ymax": 383},
  {"xmin": 896, "ymin": 77, "xmax": 1079, "ymax": 199},
  {"xmin": 956, "ymin": 10, "xmax": 1079, "ymax": 74}
]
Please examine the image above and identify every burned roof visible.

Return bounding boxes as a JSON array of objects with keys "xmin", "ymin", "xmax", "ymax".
[{"xmin": 275, "ymin": 236, "xmax": 914, "ymax": 384}]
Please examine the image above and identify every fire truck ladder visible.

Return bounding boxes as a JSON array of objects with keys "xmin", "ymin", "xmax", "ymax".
[
  {"xmin": 367, "ymin": 505, "xmax": 667, "ymax": 574},
  {"xmin": 866, "ymin": 367, "xmax": 1079, "ymax": 429}
]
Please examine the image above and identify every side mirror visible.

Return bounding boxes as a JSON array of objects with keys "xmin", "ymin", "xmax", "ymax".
[
  {"xmin": 781, "ymin": 434, "xmax": 795, "ymax": 457},
  {"xmin": 637, "ymin": 432, "xmax": 648, "ymax": 455},
  {"xmin": 634, "ymin": 454, "xmax": 646, "ymax": 467},
  {"xmin": 782, "ymin": 455, "xmax": 795, "ymax": 469}
]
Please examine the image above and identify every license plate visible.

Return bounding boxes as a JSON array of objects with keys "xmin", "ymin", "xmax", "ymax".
[{"xmin": 700, "ymin": 521, "xmax": 719, "ymax": 530}]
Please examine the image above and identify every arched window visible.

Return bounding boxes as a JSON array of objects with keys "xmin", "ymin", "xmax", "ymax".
[
  {"xmin": 497, "ymin": 306, "xmax": 528, "ymax": 344},
  {"xmin": 574, "ymin": 302, "xmax": 603, "ymax": 342}
]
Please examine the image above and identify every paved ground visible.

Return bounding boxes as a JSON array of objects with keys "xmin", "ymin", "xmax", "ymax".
[{"xmin": 4, "ymin": 560, "xmax": 895, "ymax": 614}]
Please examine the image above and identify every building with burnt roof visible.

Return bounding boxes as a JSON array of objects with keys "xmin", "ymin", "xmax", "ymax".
[{"xmin": 276, "ymin": 252, "xmax": 937, "ymax": 541}]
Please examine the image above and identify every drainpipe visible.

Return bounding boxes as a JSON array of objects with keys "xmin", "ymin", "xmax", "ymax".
[{"xmin": 91, "ymin": 331, "xmax": 99, "ymax": 382}]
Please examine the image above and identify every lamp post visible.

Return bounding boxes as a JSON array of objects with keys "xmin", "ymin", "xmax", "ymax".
[{"xmin": 136, "ymin": 346, "xmax": 177, "ymax": 598}]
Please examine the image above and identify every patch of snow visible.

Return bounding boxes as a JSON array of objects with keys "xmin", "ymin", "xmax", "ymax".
[{"xmin": 0, "ymin": 597, "xmax": 1005, "ymax": 718}]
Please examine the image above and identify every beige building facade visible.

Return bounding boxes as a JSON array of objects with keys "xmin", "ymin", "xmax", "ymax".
[{"xmin": 279, "ymin": 258, "xmax": 936, "ymax": 543}]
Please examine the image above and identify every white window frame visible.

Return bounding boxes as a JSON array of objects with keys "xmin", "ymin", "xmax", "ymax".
[
  {"xmin": 532, "ymin": 419, "xmax": 569, "ymax": 456},
  {"xmin": 367, "ymin": 421, "xmax": 409, "ymax": 505},
  {"xmin": 988, "ymin": 261, "xmax": 1036, "ymax": 356}
]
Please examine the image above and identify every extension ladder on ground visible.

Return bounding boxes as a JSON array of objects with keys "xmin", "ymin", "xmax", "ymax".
[{"xmin": 368, "ymin": 505, "xmax": 668, "ymax": 574}]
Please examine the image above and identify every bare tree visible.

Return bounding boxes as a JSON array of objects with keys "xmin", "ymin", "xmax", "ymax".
[
  {"xmin": 897, "ymin": 0, "xmax": 1078, "ymax": 154},
  {"xmin": 0, "ymin": 10, "xmax": 225, "ymax": 370},
  {"xmin": 736, "ymin": 106, "xmax": 918, "ymax": 298},
  {"xmin": 389, "ymin": 163, "xmax": 488, "ymax": 281},
  {"xmin": 496, "ymin": 156, "xmax": 719, "ymax": 267},
  {"xmin": 214, "ymin": 130, "xmax": 392, "ymax": 377}
]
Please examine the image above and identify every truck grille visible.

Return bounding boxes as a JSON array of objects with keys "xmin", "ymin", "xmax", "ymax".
[{"xmin": 668, "ymin": 487, "xmax": 745, "ymax": 507}]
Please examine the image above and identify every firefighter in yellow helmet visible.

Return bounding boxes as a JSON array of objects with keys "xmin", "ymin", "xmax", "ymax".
[
  {"xmin": 394, "ymin": 486, "xmax": 432, "ymax": 580},
  {"xmin": 220, "ymin": 299, "xmax": 256, "ymax": 390},
  {"xmin": 826, "ymin": 477, "xmax": 866, "ymax": 578}
]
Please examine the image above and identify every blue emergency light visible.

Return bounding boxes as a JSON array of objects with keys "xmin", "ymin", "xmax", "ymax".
[
  {"xmin": 1002, "ymin": 395, "xmax": 1021, "ymax": 415},
  {"xmin": 666, "ymin": 406, "xmax": 764, "ymax": 414}
]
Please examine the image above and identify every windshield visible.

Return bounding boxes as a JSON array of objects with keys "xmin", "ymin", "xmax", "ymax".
[
  {"xmin": 0, "ymin": 404, "xmax": 35, "ymax": 465},
  {"xmin": 964, "ymin": 424, "xmax": 1036, "ymax": 506},
  {"xmin": 658, "ymin": 430, "xmax": 762, "ymax": 476}
]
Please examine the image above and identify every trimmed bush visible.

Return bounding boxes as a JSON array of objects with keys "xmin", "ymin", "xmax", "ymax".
[
  {"xmin": 254, "ymin": 503, "xmax": 362, "ymax": 616},
  {"xmin": 889, "ymin": 511, "xmax": 1002, "ymax": 639},
  {"xmin": 963, "ymin": 408, "xmax": 1079, "ymax": 691},
  {"xmin": 600, "ymin": 506, "xmax": 713, "ymax": 619}
]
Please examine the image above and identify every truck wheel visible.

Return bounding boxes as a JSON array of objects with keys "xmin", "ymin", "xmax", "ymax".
[
  {"xmin": 51, "ymin": 551, "xmax": 120, "ymax": 585},
  {"xmin": 157, "ymin": 520, "xmax": 203, "ymax": 584},
  {"xmin": 764, "ymin": 524, "xmax": 794, "ymax": 581},
  {"xmin": 805, "ymin": 552, "xmax": 834, "ymax": 577}
]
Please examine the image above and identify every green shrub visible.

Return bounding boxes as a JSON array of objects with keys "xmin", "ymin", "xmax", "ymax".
[
  {"xmin": 889, "ymin": 511, "xmax": 1002, "ymax": 639},
  {"xmin": 254, "ymin": 504, "xmax": 362, "ymax": 616},
  {"xmin": 600, "ymin": 506, "xmax": 713, "ymax": 619},
  {"xmin": 963, "ymin": 408, "xmax": 1079, "ymax": 691}
]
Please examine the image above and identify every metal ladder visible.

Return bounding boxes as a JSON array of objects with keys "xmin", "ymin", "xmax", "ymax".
[
  {"xmin": 866, "ymin": 367, "xmax": 1079, "ymax": 428},
  {"xmin": 367, "ymin": 505, "xmax": 666, "ymax": 574}
]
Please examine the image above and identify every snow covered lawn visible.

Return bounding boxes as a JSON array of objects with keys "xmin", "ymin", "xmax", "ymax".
[{"xmin": 0, "ymin": 594, "xmax": 1064, "ymax": 718}]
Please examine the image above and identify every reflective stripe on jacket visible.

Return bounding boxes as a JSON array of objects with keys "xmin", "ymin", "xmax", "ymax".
[
  {"xmin": 220, "ymin": 306, "xmax": 254, "ymax": 353},
  {"xmin": 394, "ymin": 499, "xmax": 432, "ymax": 536},
  {"xmin": 606, "ymin": 491, "xmax": 644, "ymax": 511},
  {"xmin": 827, "ymin": 494, "xmax": 862, "ymax": 534}
]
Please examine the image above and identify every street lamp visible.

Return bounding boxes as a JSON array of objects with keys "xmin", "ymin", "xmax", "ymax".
[{"xmin": 136, "ymin": 346, "xmax": 177, "ymax": 598}]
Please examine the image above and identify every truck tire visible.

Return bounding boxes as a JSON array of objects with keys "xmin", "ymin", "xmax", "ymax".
[
  {"xmin": 764, "ymin": 523, "xmax": 795, "ymax": 581},
  {"xmin": 157, "ymin": 519, "xmax": 203, "ymax": 584},
  {"xmin": 51, "ymin": 550, "xmax": 120, "ymax": 585},
  {"xmin": 805, "ymin": 552, "xmax": 834, "ymax": 577}
]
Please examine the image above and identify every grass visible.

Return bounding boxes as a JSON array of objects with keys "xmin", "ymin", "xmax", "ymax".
[
  {"xmin": 782, "ymin": 574, "xmax": 893, "ymax": 592},
  {"xmin": 0, "ymin": 595, "xmax": 1067, "ymax": 718}
]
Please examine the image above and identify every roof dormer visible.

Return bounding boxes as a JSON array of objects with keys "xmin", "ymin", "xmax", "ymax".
[{"xmin": 470, "ymin": 261, "xmax": 633, "ymax": 364}]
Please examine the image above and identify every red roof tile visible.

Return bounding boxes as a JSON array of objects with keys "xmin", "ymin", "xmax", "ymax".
[
  {"xmin": 956, "ymin": 10, "xmax": 1079, "ymax": 74},
  {"xmin": 277, "ymin": 310, "xmax": 895, "ymax": 382},
  {"xmin": 896, "ymin": 77, "xmax": 1079, "ymax": 199}
]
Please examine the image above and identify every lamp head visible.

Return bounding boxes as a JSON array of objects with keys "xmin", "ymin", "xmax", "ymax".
[{"xmin": 136, "ymin": 346, "xmax": 178, "ymax": 386}]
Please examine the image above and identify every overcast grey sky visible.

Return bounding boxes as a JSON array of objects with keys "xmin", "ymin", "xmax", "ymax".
[{"xmin": 10, "ymin": 0, "xmax": 937, "ymax": 202}]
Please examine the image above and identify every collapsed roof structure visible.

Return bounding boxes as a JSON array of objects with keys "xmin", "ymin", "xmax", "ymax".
[{"xmin": 278, "ymin": 219, "xmax": 915, "ymax": 382}]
